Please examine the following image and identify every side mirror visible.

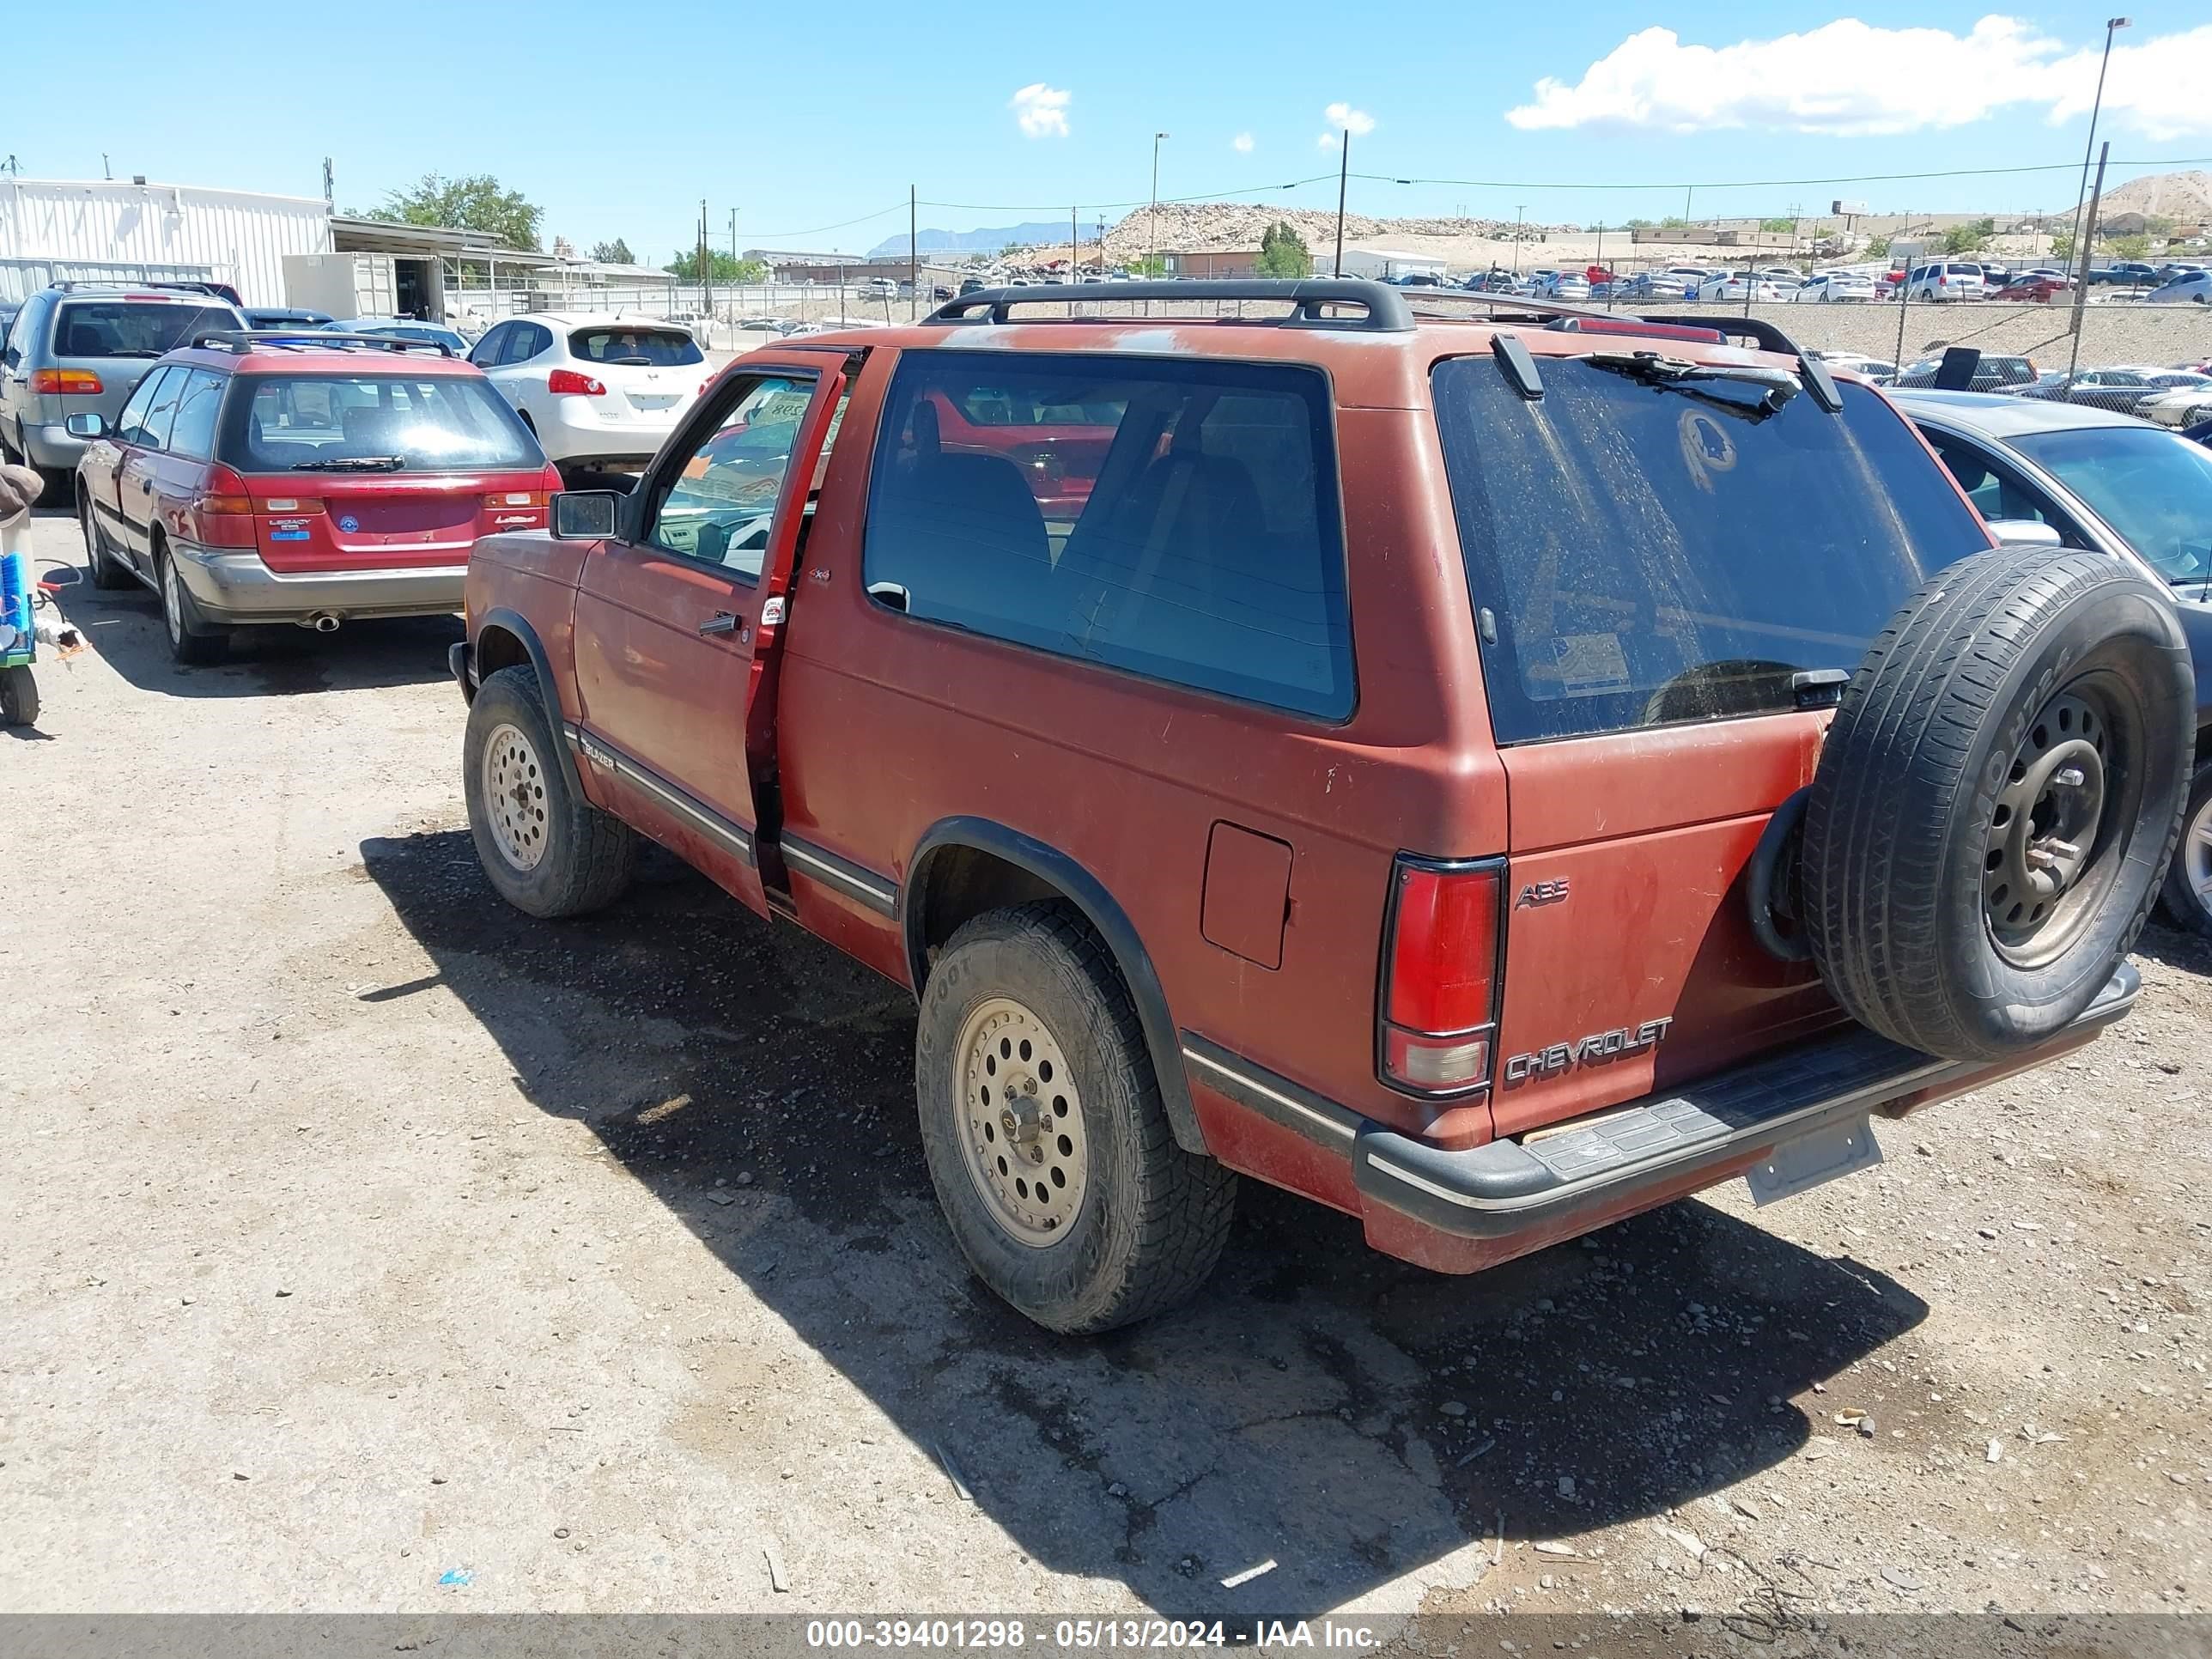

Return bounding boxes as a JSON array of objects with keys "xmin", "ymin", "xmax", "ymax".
[
  {"xmin": 550, "ymin": 490, "xmax": 619, "ymax": 539},
  {"xmin": 64, "ymin": 412, "xmax": 107, "ymax": 439},
  {"xmin": 1987, "ymin": 520, "xmax": 2063, "ymax": 548}
]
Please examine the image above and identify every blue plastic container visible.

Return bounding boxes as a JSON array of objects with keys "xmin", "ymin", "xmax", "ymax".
[{"xmin": 0, "ymin": 549, "xmax": 27, "ymax": 643}]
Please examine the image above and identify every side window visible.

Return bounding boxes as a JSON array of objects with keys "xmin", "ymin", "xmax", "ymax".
[
  {"xmin": 2, "ymin": 297, "xmax": 36, "ymax": 367},
  {"xmin": 644, "ymin": 374, "xmax": 821, "ymax": 577},
  {"xmin": 166, "ymin": 369, "xmax": 228, "ymax": 462},
  {"xmin": 139, "ymin": 367, "xmax": 188, "ymax": 451},
  {"xmin": 862, "ymin": 350, "xmax": 1353, "ymax": 720},
  {"xmin": 113, "ymin": 367, "xmax": 177, "ymax": 448},
  {"xmin": 512, "ymin": 324, "xmax": 551, "ymax": 363},
  {"xmin": 470, "ymin": 323, "xmax": 509, "ymax": 367},
  {"xmin": 1922, "ymin": 430, "xmax": 2087, "ymax": 548}
]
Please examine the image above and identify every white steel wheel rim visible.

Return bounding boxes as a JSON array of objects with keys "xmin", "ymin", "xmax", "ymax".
[
  {"xmin": 2186, "ymin": 794, "xmax": 2212, "ymax": 915},
  {"xmin": 482, "ymin": 722, "xmax": 551, "ymax": 873},
  {"xmin": 955, "ymin": 996, "xmax": 1088, "ymax": 1248},
  {"xmin": 161, "ymin": 557, "xmax": 182, "ymax": 641}
]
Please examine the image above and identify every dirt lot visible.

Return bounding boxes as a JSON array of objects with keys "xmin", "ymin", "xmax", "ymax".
[{"xmin": 2, "ymin": 501, "xmax": 2207, "ymax": 1629}]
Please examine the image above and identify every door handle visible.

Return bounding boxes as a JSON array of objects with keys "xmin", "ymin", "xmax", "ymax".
[{"xmin": 697, "ymin": 611, "xmax": 739, "ymax": 637}]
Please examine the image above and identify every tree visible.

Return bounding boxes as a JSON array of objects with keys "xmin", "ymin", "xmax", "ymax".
[
  {"xmin": 1942, "ymin": 217, "xmax": 1995, "ymax": 255},
  {"xmin": 1255, "ymin": 221, "xmax": 1312, "ymax": 278},
  {"xmin": 1864, "ymin": 234, "xmax": 1890, "ymax": 260},
  {"xmin": 590, "ymin": 238, "xmax": 636, "ymax": 265},
  {"xmin": 358, "ymin": 173, "xmax": 543, "ymax": 251},
  {"xmin": 665, "ymin": 248, "xmax": 767, "ymax": 283},
  {"xmin": 2110, "ymin": 232, "xmax": 2151, "ymax": 260},
  {"xmin": 2050, "ymin": 232, "xmax": 2076, "ymax": 266},
  {"xmin": 2143, "ymin": 213, "xmax": 2177, "ymax": 239},
  {"xmin": 1759, "ymin": 216, "xmax": 1796, "ymax": 234},
  {"xmin": 1127, "ymin": 254, "xmax": 1169, "ymax": 277}
]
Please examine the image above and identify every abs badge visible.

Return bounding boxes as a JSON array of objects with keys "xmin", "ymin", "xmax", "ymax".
[{"xmin": 337, "ymin": 514, "xmax": 360, "ymax": 533}]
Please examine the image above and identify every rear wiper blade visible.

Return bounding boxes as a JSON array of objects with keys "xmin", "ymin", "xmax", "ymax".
[
  {"xmin": 289, "ymin": 455, "xmax": 406, "ymax": 471},
  {"xmin": 108, "ymin": 349, "xmax": 162, "ymax": 358},
  {"xmin": 1586, "ymin": 350, "xmax": 1800, "ymax": 421}
]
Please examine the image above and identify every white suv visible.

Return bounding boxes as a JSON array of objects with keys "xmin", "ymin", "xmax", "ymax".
[
  {"xmin": 1903, "ymin": 261, "xmax": 1987, "ymax": 302},
  {"xmin": 467, "ymin": 313, "xmax": 708, "ymax": 471}
]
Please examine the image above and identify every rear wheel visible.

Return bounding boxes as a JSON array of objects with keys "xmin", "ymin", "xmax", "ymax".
[
  {"xmin": 80, "ymin": 496, "xmax": 133, "ymax": 590},
  {"xmin": 2159, "ymin": 762, "xmax": 2212, "ymax": 937},
  {"xmin": 463, "ymin": 665, "xmax": 636, "ymax": 918},
  {"xmin": 915, "ymin": 902, "xmax": 1236, "ymax": 1334},
  {"xmin": 0, "ymin": 665, "xmax": 37, "ymax": 726},
  {"xmin": 158, "ymin": 544, "xmax": 226, "ymax": 665}
]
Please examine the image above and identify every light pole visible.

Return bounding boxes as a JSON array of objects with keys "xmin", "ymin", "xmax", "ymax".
[
  {"xmin": 1332, "ymin": 125, "xmax": 1351, "ymax": 276},
  {"xmin": 2067, "ymin": 18, "xmax": 2130, "ymax": 266},
  {"xmin": 1148, "ymin": 132, "xmax": 1170, "ymax": 274},
  {"xmin": 1512, "ymin": 204, "xmax": 1525, "ymax": 276}
]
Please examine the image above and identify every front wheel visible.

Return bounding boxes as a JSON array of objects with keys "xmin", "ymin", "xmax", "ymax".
[
  {"xmin": 915, "ymin": 902, "xmax": 1236, "ymax": 1334},
  {"xmin": 463, "ymin": 665, "xmax": 636, "ymax": 918},
  {"xmin": 2160, "ymin": 761, "xmax": 2212, "ymax": 937}
]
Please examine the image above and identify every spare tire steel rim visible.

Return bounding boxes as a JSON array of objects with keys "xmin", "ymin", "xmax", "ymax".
[
  {"xmin": 483, "ymin": 722, "xmax": 550, "ymax": 873},
  {"xmin": 1983, "ymin": 689, "xmax": 2118, "ymax": 967},
  {"xmin": 956, "ymin": 996, "xmax": 1087, "ymax": 1247}
]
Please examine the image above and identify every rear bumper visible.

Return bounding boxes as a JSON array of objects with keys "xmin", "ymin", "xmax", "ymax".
[
  {"xmin": 22, "ymin": 422, "xmax": 86, "ymax": 471},
  {"xmin": 168, "ymin": 543, "xmax": 465, "ymax": 624},
  {"xmin": 1184, "ymin": 964, "xmax": 2139, "ymax": 1271},
  {"xmin": 535, "ymin": 398, "xmax": 689, "ymax": 466}
]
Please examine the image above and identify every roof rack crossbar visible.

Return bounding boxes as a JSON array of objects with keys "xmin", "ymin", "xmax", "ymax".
[
  {"xmin": 923, "ymin": 279, "xmax": 1413, "ymax": 331},
  {"xmin": 1401, "ymin": 289, "xmax": 1808, "ymax": 357},
  {"xmin": 193, "ymin": 330, "xmax": 454, "ymax": 357}
]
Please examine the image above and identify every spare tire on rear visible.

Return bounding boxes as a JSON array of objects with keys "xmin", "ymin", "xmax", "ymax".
[{"xmin": 1802, "ymin": 545, "xmax": 2191, "ymax": 1062}]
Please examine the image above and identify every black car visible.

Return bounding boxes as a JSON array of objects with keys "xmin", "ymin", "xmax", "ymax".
[
  {"xmin": 1893, "ymin": 352, "xmax": 2039, "ymax": 393},
  {"xmin": 242, "ymin": 307, "xmax": 333, "ymax": 330}
]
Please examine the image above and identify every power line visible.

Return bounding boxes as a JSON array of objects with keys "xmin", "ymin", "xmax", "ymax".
[
  {"xmin": 1353, "ymin": 155, "xmax": 2212, "ymax": 194},
  {"xmin": 919, "ymin": 174, "xmax": 1339, "ymax": 214},
  {"xmin": 739, "ymin": 200, "xmax": 909, "ymax": 243}
]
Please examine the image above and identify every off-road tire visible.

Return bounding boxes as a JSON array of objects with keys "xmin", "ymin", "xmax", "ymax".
[
  {"xmin": 0, "ymin": 665, "xmax": 37, "ymax": 726},
  {"xmin": 463, "ymin": 664, "xmax": 636, "ymax": 918},
  {"xmin": 1803, "ymin": 545, "xmax": 2191, "ymax": 1060},
  {"xmin": 2157, "ymin": 760, "xmax": 2212, "ymax": 937},
  {"xmin": 158, "ymin": 544, "xmax": 226, "ymax": 665},
  {"xmin": 81, "ymin": 497, "xmax": 133, "ymax": 590},
  {"xmin": 915, "ymin": 902, "xmax": 1237, "ymax": 1334}
]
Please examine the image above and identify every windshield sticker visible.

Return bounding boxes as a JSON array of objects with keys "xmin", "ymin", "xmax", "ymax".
[
  {"xmin": 1544, "ymin": 632, "xmax": 1632, "ymax": 696},
  {"xmin": 1679, "ymin": 410, "xmax": 1737, "ymax": 494}
]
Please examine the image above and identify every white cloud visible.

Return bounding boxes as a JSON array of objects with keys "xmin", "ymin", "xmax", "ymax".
[
  {"xmin": 1324, "ymin": 101, "xmax": 1376, "ymax": 137},
  {"xmin": 1010, "ymin": 82, "xmax": 1071, "ymax": 138},
  {"xmin": 1317, "ymin": 133, "xmax": 1338, "ymax": 151},
  {"xmin": 1505, "ymin": 15, "xmax": 2212, "ymax": 139},
  {"xmin": 1231, "ymin": 131, "xmax": 1255, "ymax": 153}
]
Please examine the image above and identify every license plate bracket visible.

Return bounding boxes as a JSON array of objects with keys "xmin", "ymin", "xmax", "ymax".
[{"xmin": 1744, "ymin": 1113, "xmax": 1882, "ymax": 1208}]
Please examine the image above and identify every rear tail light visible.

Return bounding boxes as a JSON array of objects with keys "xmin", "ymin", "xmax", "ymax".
[
  {"xmin": 195, "ymin": 464, "xmax": 258, "ymax": 549},
  {"xmin": 1378, "ymin": 856, "xmax": 1503, "ymax": 1097},
  {"xmin": 32, "ymin": 368, "xmax": 101, "ymax": 395},
  {"xmin": 546, "ymin": 368, "xmax": 605, "ymax": 396}
]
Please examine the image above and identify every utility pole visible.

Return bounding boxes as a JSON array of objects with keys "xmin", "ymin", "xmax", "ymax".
[
  {"xmin": 321, "ymin": 156, "xmax": 333, "ymax": 204},
  {"xmin": 1072, "ymin": 204, "xmax": 1079, "ymax": 286},
  {"xmin": 1149, "ymin": 133, "xmax": 1170, "ymax": 274},
  {"xmin": 2067, "ymin": 18, "xmax": 2130, "ymax": 274},
  {"xmin": 1333, "ymin": 127, "xmax": 1351, "ymax": 277},
  {"xmin": 2067, "ymin": 142, "xmax": 2112, "ymax": 386},
  {"xmin": 909, "ymin": 184, "xmax": 918, "ymax": 319},
  {"xmin": 1893, "ymin": 210, "xmax": 1915, "ymax": 372},
  {"xmin": 1595, "ymin": 222, "xmax": 1606, "ymax": 307},
  {"xmin": 1512, "ymin": 205, "xmax": 1525, "ymax": 276}
]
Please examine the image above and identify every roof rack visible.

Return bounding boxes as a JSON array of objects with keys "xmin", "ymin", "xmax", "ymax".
[
  {"xmin": 925, "ymin": 279, "xmax": 1414, "ymax": 331},
  {"xmin": 192, "ymin": 330, "xmax": 455, "ymax": 357}
]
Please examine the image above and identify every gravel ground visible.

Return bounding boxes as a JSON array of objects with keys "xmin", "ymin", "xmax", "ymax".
[{"xmin": 2, "ymin": 502, "xmax": 2207, "ymax": 1628}]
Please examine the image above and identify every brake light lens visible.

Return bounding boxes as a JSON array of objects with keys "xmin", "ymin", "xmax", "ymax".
[
  {"xmin": 195, "ymin": 464, "xmax": 258, "ymax": 548},
  {"xmin": 32, "ymin": 368, "xmax": 102, "ymax": 395},
  {"xmin": 546, "ymin": 368, "xmax": 605, "ymax": 396},
  {"xmin": 1379, "ymin": 857, "xmax": 1502, "ymax": 1096}
]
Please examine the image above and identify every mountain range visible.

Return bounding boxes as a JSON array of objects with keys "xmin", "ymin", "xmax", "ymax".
[{"xmin": 866, "ymin": 221, "xmax": 1076, "ymax": 257}]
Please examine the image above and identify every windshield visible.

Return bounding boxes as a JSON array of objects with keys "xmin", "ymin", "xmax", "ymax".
[
  {"xmin": 221, "ymin": 374, "xmax": 541, "ymax": 472},
  {"xmin": 54, "ymin": 301, "xmax": 239, "ymax": 358},
  {"xmin": 1431, "ymin": 355, "xmax": 1985, "ymax": 743},
  {"xmin": 567, "ymin": 326, "xmax": 703, "ymax": 368},
  {"xmin": 2010, "ymin": 424, "xmax": 2212, "ymax": 588}
]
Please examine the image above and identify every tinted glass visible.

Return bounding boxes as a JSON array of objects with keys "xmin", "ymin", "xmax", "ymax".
[
  {"xmin": 512, "ymin": 325, "xmax": 552, "ymax": 363},
  {"xmin": 469, "ymin": 324, "xmax": 509, "ymax": 367},
  {"xmin": 53, "ymin": 301, "xmax": 237, "ymax": 359},
  {"xmin": 112, "ymin": 367, "xmax": 173, "ymax": 447},
  {"xmin": 221, "ymin": 374, "xmax": 540, "ymax": 472},
  {"xmin": 568, "ymin": 326, "xmax": 702, "ymax": 367},
  {"xmin": 647, "ymin": 374, "xmax": 819, "ymax": 577},
  {"xmin": 167, "ymin": 369, "xmax": 228, "ymax": 462},
  {"xmin": 1431, "ymin": 356, "xmax": 1985, "ymax": 744},
  {"xmin": 863, "ymin": 350, "xmax": 1352, "ymax": 720},
  {"xmin": 2009, "ymin": 424, "xmax": 2212, "ymax": 587}
]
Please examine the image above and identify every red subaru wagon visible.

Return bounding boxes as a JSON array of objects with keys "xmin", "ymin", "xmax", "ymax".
[{"xmin": 70, "ymin": 331, "xmax": 558, "ymax": 663}]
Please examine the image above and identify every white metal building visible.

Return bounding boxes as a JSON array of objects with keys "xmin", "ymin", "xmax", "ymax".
[
  {"xmin": 1338, "ymin": 245, "xmax": 1449, "ymax": 282},
  {"xmin": 0, "ymin": 177, "xmax": 331, "ymax": 305}
]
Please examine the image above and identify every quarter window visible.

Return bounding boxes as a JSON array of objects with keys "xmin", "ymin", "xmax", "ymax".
[
  {"xmin": 166, "ymin": 369, "xmax": 228, "ymax": 462},
  {"xmin": 861, "ymin": 350, "xmax": 1353, "ymax": 720}
]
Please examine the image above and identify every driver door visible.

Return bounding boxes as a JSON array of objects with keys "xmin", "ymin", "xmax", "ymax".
[{"xmin": 571, "ymin": 360, "xmax": 848, "ymax": 916}]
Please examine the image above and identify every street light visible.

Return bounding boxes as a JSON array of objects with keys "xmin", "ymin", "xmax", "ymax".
[
  {"xmin": 2067, "ymin": 18, "xmax": 2130, "ymax": 265},
  {"xmin": 1149, "ymin": 132, "xmax": 1170, "ymax": 274}
]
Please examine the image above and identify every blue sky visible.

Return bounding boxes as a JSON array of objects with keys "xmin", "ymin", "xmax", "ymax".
[{"xmin": 10, "ymin": 4, "xmax": 2210, "ymax": 257}]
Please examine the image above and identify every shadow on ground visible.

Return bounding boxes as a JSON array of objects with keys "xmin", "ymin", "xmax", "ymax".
[
  {"xmin": 362, "ymin": 830, "xmax": 1926, "ymax": 1618},
  {"xmin": 42, "ymin": 533, "xmax": 460, "ymax": 699}
]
